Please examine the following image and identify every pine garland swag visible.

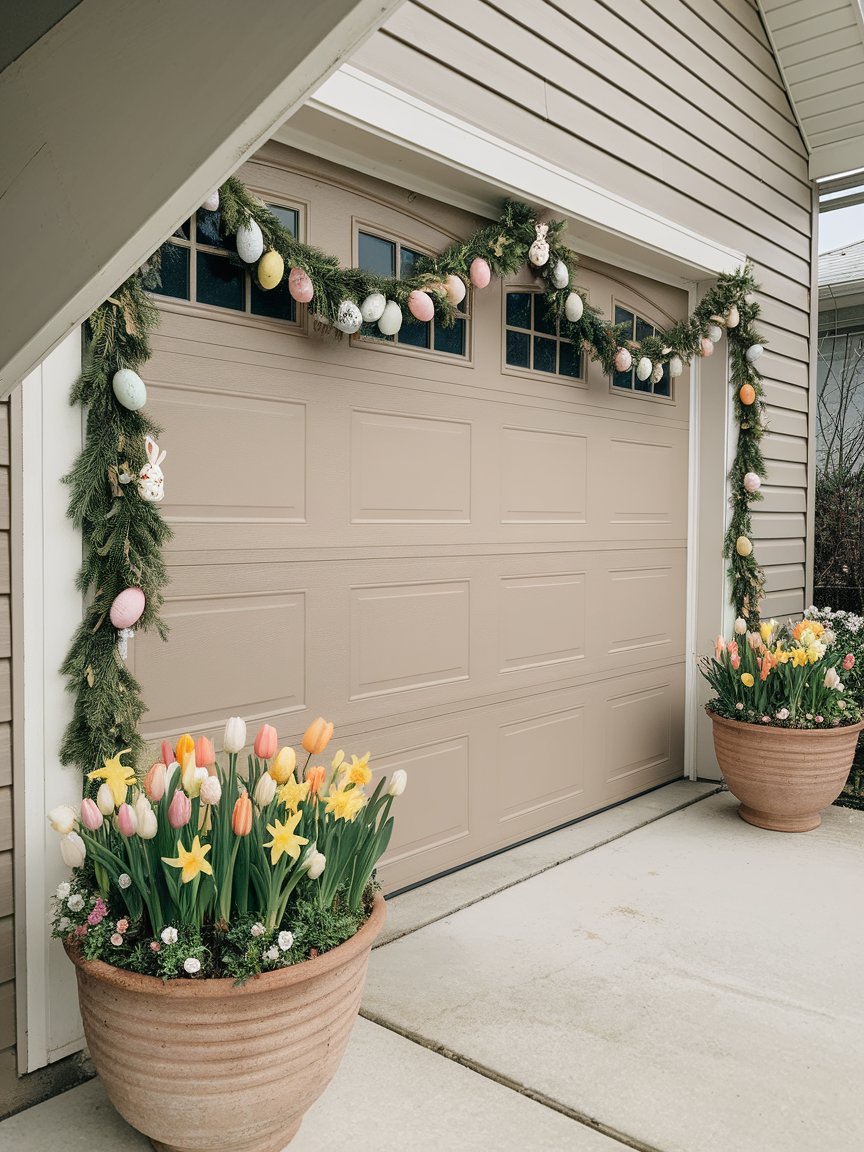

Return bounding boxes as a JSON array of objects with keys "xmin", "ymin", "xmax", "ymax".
[{"xmin": 60, "ymin": 183, "xmax": 769, "ymax": 780}]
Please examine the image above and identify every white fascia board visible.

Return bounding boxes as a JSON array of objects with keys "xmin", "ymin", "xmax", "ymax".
[{"xmin": 307, "ymin": 66, "xmax": 746, "ymax": 278}]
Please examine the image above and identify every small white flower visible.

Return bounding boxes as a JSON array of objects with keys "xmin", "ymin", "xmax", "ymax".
[
  {"xmin": 56, "ymin": 882, "xmax": 71, "ymax": 899},
  {"xmin": 839, "ymin": 700, "xmax": 847, "ymax": 710},
  {"xmin": 118, "ymin": 873, "xmax": 132, "ymax": 890},
  {"xmin": 161, "ymin": 926, "xmax": 179, "ymax": 945},
  {"xmin": 735, "ymin": 702, "xmax": 744, "ymax": 711},
  {"xmin": 110, "ymin": 932, "xmax": 123, "ymax": 946},
  {"xmin": 387, "ymin": 769, "xmax": 408, "ymax": 797},
  {"xmin": 265, "ymin": 946, "xmax": 279, "ymax": 961},
  {"xmin": 775, "ymin": 708, "xmax": 789, "ymax": 721},
  {"xmin": 57, "ymin": 917, "xmax": 70, "ymax": 932},
  {"xmin": 48, "ymin": 804, "xmax": 77, "ymax": 835},
  {"xmin": 824, "ymin": 630, "xmax": 836, "ymax": 647},
  {"xmin": 250, "ymin": 922, "xmax": 265, "ymax": 938},
  {"xmin": 278, "ymin": 931, "xmax": 294, "ymax": 951},
  {"xmin": 183, "ymin": 957, "xmax": 201, "ymax": 974},
  {"xmin": 67, "ymin": 894, "xmax": 85, "ymax": 912}
]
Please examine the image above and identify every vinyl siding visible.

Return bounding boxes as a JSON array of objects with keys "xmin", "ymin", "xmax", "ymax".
[
  {"xmin": 0, "ymin": 400, "xmax": 13, "ymax": 1067},
  {"xmin": 351, "ymin": 0, "xmax": 813, "ymax": 618}
]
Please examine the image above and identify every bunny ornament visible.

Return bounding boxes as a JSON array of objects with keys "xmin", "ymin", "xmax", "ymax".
[
  {"xmin": 528, "ymin": 222, "xmax": 550, "ymax": 267},
  {"xmin": 138, "ymin": 435, "xmax": 166, "ymax": 503}
]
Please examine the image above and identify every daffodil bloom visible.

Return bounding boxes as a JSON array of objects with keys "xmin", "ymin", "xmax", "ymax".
[
  {"xmin": 346, "ymin": 754, "xmax": 372, "ymax": 787},
  {"xmin": 792, "ymin": 647, "xmax": 809, "ymax": 667},
  {"xmin": 760, "ymin": 619, "xmax": 777, "ymax": 644},
  {"xmin": 87, "ymin": 750, "xmax": 136, "ymax": 806},
  {"xmin": 325, "ymin": 785, "xmax": 367, "ymax": 822},
  {"xmin": 162, "ymin": 835, "xmax": 213, "ymax": 884},
  {"xmin": 806, "ymin": 643, "xmax": 826, "ymax": 664},
  {"xmin": 277, "ymin": 778, "xmax": 309, "ymax": 812},
  {"xmin": 740, "ymin": 673, "xmax": 755, "ymax": 687},
  {"xmin": 263, "ymin": 811, "xmax": 309, "ymax": 866}
]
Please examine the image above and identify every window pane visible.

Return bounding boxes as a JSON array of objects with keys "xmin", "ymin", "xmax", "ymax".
[
  {"xmin": 614, "ymin": 306, "xmax": 634, "ymax": 333},
  {"xmin": 654, "ymin": 365, "xmax": 671, "ymax": 398},
  {"xmin": 360, "ymin": 323, "xmax": 394, "ymax": 343},
  {"xmin": 533, "ymin": 294, "xmax": 558, "ymax": 336},
  {"xmin": 173, "ymin": 219, "xmax": 191, "ymax": 240},
  {"xmin": 634, "ymin": 367, "xmax": 653, "ymax": 393},
  {"xmin": 400, "ymin": 246, "xmax": 423, "ymax": 279},
  {"xmin": 156, "ymin": 243, "xmax": 189, "ymax": 300},
  {"xmin": 433, "ymin": 318, "xmax": 465, "ymax": 356},
  {"xmin": 635, "ymin": 316, "xmax": 654, "ymax": 344},
  {"xmin": 613, "ymin": 370, "xmax": 633, "ymax": 390},
  {"xmin": 506, "ymin": 292, "xmax": 531, "ymax": 330},
  {"xmin": 195, "ymin": 210, "xmax": 227, "ymax": 249},
  {"xmin": 506, "ymin": 330, "xmax": 530, "ymax": 368},
  {"xmin": 558, "ymin": 341, "xmax": 582, "ymax": 379},
  {"xmin": 533, "ymin": 336, "xmax": 557, "ymax": 374},
  {"xmin": 359, "ymin": 232, "xmax": 396, "ymax": 278},
  {"xmin": 268, "ymin": 205, "xmax": 298, "ymax": 237},
  {"xmin": 250, "ymin": 275, "xmax": 297, "ymax": 321},
  {"xmin": 398, "ymin": 318, "xmax": 430, "ymax": 349},
  {"xmin": 196, "ymin": 251, "xmax": 244, "ymax": 311}
]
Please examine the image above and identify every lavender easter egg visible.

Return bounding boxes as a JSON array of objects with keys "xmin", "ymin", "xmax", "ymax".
[
  {"xmin": 469, "ymin": 258, "xmax": 491, "ymax": 289},
  {"xmin": 407, "ymin": 290, "xmax": 435, "ymax": 322},
  {"xmin": 110, "ymin": 587, "xmax": 145, "ymax": 630},
  {"xmin": 288, "ymin": 267, "xmax": 314, "ymax": 303}
]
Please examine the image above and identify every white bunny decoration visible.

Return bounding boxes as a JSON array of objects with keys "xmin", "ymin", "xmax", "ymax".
[{"xmin": 138, "ymin": 434, "xmax": 166, "ymax": 503}]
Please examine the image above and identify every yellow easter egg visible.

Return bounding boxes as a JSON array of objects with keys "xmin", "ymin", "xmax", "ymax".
[
  {"xmin": 735, "ymin": 536, "xmax": 753, "ymax": 557},
  {"xmin": 257, "ymin": 249, "xmax": 285, "ymax": 290}
]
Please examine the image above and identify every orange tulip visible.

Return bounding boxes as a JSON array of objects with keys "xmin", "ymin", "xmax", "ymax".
[
  {"xmin": 305, "ymin": 764, "xmax": 326, "ymax": 797},
  {"xmin": 232, "ymin": 792, "xmax": 253, "ymax": 836},
  {"xmin": 175, "ymin": 733, "xmax": 195, "ymax": 763},
  {"xmin": 302, "ymin": 717, "xmax": 334, "ymax": 756},
  {"xmin": 253, "ymin": 723, "xmax": 278, "ymax": 760},
  {"xmin": 195, "ymin": 735, "xmax": 216, "ymax": 771}
]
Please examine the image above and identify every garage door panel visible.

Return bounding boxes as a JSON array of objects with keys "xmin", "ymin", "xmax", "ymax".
[
  {"xmin": 499, "ymin": 426, "xmax": 588, "ymax": 524},
  {"xmin": 498, "ymin": 572, "xmax": 586, "ymax": 674},
  {"xmin": 602, "ymin": 669, "xmax": 684, "ymax": 804},
  {"xmin": 605, "ymin": 435, "xmax": 686, "ymax": 529},
  {"xmin": 496, "ymin": 704, "xmax": 587, "ymax": 822},
  {"xmin": 603, "ymin": 561, "xmax": 684, "ymax": 659}
]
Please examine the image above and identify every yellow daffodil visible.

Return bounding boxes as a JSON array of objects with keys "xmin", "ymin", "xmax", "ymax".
[
  {"xmin": 264, "ymin": 810, "xmax": 308, "ymax": 866},
  {"xmin": 759, "ymin": 619, "xmax": 777, "ymax": 644},
  {"xmin": 277, "ymin": 778, "xmax": 309, "ymax": 812},
  {"xmin": 792, "ymin": 647, "xmax": 809, "ymax": 667},
  {"xmin": 325, "ymin": 785, "xmax": 367, "ymax": 822},
  {"xmin": 162, "ymin": 835, "xmax": 213, "ymax": 884},
  {"xmin": 740, "ymin": 673, "xmax": 755, "ymax": 687},
  {"xmin": 346, "ymin": 753, "xmax": 372, "ymax": 788},
  {"xmin": 87, "ymin": 750, "xmax": 136, "ymax": 806},
  {"xmin": 806, "ymin": 644, "xmax": 825, "ymax": 664}
]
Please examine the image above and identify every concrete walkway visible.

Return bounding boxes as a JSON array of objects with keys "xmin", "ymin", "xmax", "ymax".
[{"xmin": 4, "ymin": 780, "xmax": 862, "ymax": 1152}]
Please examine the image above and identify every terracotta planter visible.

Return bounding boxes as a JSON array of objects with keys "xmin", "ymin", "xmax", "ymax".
[
  {"xmin": 708, "ymin": 709, "xmax": 864, "ymax": 831},
  {"xmin": 65, "ymin": 894, "xmax": 386, "ymax": 1152}
]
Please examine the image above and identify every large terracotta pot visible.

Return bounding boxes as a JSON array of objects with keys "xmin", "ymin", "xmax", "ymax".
[
  {"xmin": 709, "ymin": 709, "xmax": 864, "ymax": 831},
  {"xmin": 65, "ymin": 894, "xmax": 386, "ymax": 1152}
]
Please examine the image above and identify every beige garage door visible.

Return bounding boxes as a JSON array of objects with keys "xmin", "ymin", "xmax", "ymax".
[{"xmin": 133, "ymin": 148, "xmax": 689, "ymax": 891}]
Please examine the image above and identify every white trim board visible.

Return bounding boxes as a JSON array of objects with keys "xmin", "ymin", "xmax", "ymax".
[{"xmin": 287, "ymin": 65, "xmax": 746, "ymax": 280}]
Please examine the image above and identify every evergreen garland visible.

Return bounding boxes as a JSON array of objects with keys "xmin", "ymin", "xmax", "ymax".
[{"xmin": 60, "ymin": 182, "xmax": 768, "ymax": 781}]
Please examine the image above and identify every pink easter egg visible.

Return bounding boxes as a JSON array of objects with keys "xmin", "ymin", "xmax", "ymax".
[
  {"xmin": 288, "ymin": 267, "xmax": 314, "ymax": 303},
  {"xmin": 613, "ymin": 347, "xmax": 632, "ymax": 372},
  {"xmin": 109, "ymin": 587, "xmax": 145, "ymax": 630},
  {"xmin": 700, "ymin": 337, "xmax": 714, "ymax": 357},
  {"xmin": 470, "ymin": 258, "xmax": 491, "ymax": 289},
  {"xmin": 444, "ymin": 274, "xmax": 467, "ymax": 305},
  {"xmin": 407, "ymin": 290, "xmax": 435, "ymax": 322}
]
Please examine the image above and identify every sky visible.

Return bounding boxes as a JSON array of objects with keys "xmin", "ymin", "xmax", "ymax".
[{"xmin": 819, "ymin": 203, "xmax": 864, "ymax": 253}]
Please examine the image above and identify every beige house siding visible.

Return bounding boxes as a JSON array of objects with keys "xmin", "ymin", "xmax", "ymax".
[
  {"xmin": 0, "ymin": 400, "xmax": 13, "ymax": 1067},
  {"xmin": 350, "ymin": 0, "xmax": 814, "ymax": 619}
]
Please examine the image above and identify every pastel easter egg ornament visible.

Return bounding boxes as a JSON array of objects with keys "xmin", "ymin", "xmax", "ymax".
[
  {"xmin": 377, "ymin": 300, "xmax": 403, "ymax": 336},
  {"xmin": 469, "ymin": 258, "xmax": 491, "ymax": 289},
  {"xmin": 333, "ymin": 301, "xmax": 363, "ymax": 334},
  {"xmin": 564, "ymin": 291, "xmax": 584, "ymax": 323},
  {"xmin": 112, "ymin": 368, "xmax": 147, "ymax": 411},
  {"xmin": 257, "ymin": 249, "xmax": 284, "ymax": 290},
  {"xmin": 408, "ymin": 290, "xmax": 435, "ymax": 322},
  {"xmin": 725, "ymin": 303, "xmax": 740, "ymax": 329},
  {"xmin": 651, "ymin": 363, "xmax": 664, "ymax": 384},
  {"xmin": 707, "ymin": 323, "xmax": 723, "ymax": 344},
  {"xmin": 669, "ymin": 355, "xmax": 684, "ymax": 378},
  {"xmin": 636, "ymin": 356, "xmax": 652, "ymax": 382},
  {"xmin": 110, "ymin": 587, "xmax": 146, "ymax": 630},
  {"xmin": 360, "ymin": 292, "xmax": 386, "ymax": 323},
  {"xmin": 613, "ymin": 347, "xmax": 632, "ymax": 373},
  {"xmin": 288, "ymin": 267, "xmax": 314, "ymax": 303},
  {"xmin": 235, "ymin": 218, "xmax": 264, "ymax": 264},
  {"xmin": 528, "ymin": 223, "xmax": 550, "ymax": 267},
  {"xmin": 551, "ymin": 260, "xmax": 569, "ymax": 289},
  {"xmin": 700, "ymin": 337, "xmax": 714, "ymax": 357},
  {"xmin": 201, "ymin": 190, "xmax": 220, "ymax": 213},
  {"xmin": 743, "ymin": 472, "xmax": 762, "ymax": 494},
  {"xmin": 745, "ymin": 344, "xmax": 764, "ymax": 363},
  {"xmin": 739, "ymin": 383, "xmax": 756, "ymax": 406},
  {"xmin": 735, "ymin": 536, "xmax": 753, "ymax": 558},
  {"xmin": 444, "ymin": 274, "xmax": 467, "ymax": 306}
]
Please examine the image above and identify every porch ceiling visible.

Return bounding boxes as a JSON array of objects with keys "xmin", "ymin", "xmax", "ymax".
[{"xmin": 757, "ymin": 0, "xmax": 864, "ymax": 180}]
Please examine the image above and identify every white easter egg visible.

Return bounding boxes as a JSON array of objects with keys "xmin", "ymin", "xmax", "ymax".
[
  {"xmin": 334, "ymin": 300, "xmax": 363, "ymax": 334},
  {"xmin": 652, "ymin": 363, "xmax": 664, "ymax": 384},
  {"xmin": 360, "ymin": 292, "xmax": 387, "ymax": 322},
  {"xmin": 202, "ymin": 191, "xmax": 220, "ymax": 212},
  {"xmin": 551, "ymin": 261, "xmax": 569, "ymax": 289},
  {"xmin": 444, "ymin": 275, "xmax": 467, "ymax": 305},
  {"xmin": 636, "ymin": 356, "xmax": 652, "ymax": 382},
  {"xmin": 745, "ymin": 344, "xmax": 764, "ymax": 362},
  {"xmin": 112, "ymin": 368, "xmax": 147, "ymax": 411},
  {"xmin": 377, "ymin": 300, "xmax": 403, "ymax": 336},
  {"xmin": 236, "ymin": 219, "xmax": 264, "ymax": 263},
  {"xmin": 707, "ymin": 324, "xmax": 723, "ymax": 343},
  {"xmin": 743, "ymin": 472, "xmax": 761, "ymax": 494},
  {"xmin": 669, "ymin": 355, "xmax": 684, "ymax": 378},
  {"xmin": 564, "ymin": 292, "xmax": 584, "ymax": 322}
]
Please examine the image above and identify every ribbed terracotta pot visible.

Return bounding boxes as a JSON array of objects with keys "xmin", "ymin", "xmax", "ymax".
[
  {"xmin": 64, "ymin": 894, "xmax": 386, "ymax": 1152},
  {"xmin": 709, "ymin": 709, "xmax": 864, "ymax": 831}
]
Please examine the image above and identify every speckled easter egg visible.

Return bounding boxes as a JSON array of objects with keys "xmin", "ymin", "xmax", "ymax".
[
  {"xmin": 110, "ymin": 587, "xmax": 146, "ymax": 630},
  {"xmin": 652, "ymin": 363, "xmax": 664, "ymax": 384},
  {"xmin": 334, "ymin": 300, "xmax": 363, "ymax": 334},
  {"xmin": 564, "ymin": 292, "xmax": 584, "ymax": 323},
  {"xmin": 444, "ymin": 274, "xmax": 466, "ymax": 305},
  {"xmin": 111, "ymin": 368, "xmax": 147, "ymax": 411},
  {"xmin": 235, "ymin": 219, "xmax": 264, "ymax": 263},
  {"xmin": 636, "ymin": 356, "xmax": 652, "ymax": 382},
  {"xmin": 469, "ymin": 258, "xmax": 491, "ymax": 289},
  {"xmin": 551, "ymin": 261, "xmax": 569, "ymax": 289},
  {"xmin": 378, "ymin": 300, "xmax": 403, "ymax": 336},
  {"xmin": 257, "ymin": 249, "xmax": 284, "ymax": 290},
  {"xmin": 669, "ymin": 355, "xmax": 683, "ymax": 378},
  {"xmin": 288, "ymin": 267, "xmax": 314, "ymax": 303},
  {"xmin": 613, "ymin": 347, "xmax": 632, "ymax": 373},
  {"xmin": 360, "ymin": 292, "xmax": 386, "ymax": 322},
  {"xmin": 407, "ymin": 290, "xmax": 435, "ymax": 322}
]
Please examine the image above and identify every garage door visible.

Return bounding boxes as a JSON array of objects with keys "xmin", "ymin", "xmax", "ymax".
[{"xmin": 132, "ymin": 148, "xmax": 689, "ymax": 891}]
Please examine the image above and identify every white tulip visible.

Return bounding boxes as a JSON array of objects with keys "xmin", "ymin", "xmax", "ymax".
[
  {"xmin": 138, "ymin": 807, "xmax": 158, "ymax": 840},
  {"xmin": 48, "ymin": 805, "xmax": 76, "ymax": 835},
  {"xmin": 734, "ymin": 617, "xmax": 747, "ymax": 635},
  {"xmin": 96, "ymin": 783, "xmax": 115, "ymax": 815},
  {"xmin": 387, "ymin": 769, "xmax": 408, "ymax": 797},
  {"xmin": 200, "ymin": 776, "xmax": 222, "ymax": 806},
  {"xmin": 303, "ymin": 849, "xmax": 326, "ymax": 879},
  {"xmin": 59, "ymin": 832, "xmax": 86, "ymax": 868},
  {"xmin": 223, "ymin": 716, "xmax": 247, "ymax": 755},
  {"xmin": 253, "ymin": 773, "xmax": 277, "ymax": 807}
]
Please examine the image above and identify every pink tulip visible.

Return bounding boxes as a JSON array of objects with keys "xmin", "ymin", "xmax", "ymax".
[
  {"xmin": 844, "ymin": 653, "xmax": 855, "ymax": 671},
  {"xmin": 161, "ymin": 739, "xmax": 175, "ymax": 767},
  {"xmin": 117, "ymin": 803, "xmax": 138, "ymax": 837},
  {"xmin": 195, "ymin": 736, "xmax": 216, "ymax": 770},
  {"xmin": 143, "ymin": 761, "xmax": 167, "ymax": 802},
  {"xmin": 80, "ymin": 798, "xmax": 103, "ymax": 831},
  {"xmin": 167, "ymin": 790, "xmax": 192, "ymax": 829},
  {"xmin": 714, "ymin": 635, "xmax": 725, "ymax": 661},
  {"xmin": 253, "ymin": 723, "xmax": 277, "ymax": 760}
]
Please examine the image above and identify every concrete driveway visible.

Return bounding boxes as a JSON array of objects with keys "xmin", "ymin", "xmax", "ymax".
[{"xmin": 3, "ymin": 780, "xmax": 861, "ymax": 1152}]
